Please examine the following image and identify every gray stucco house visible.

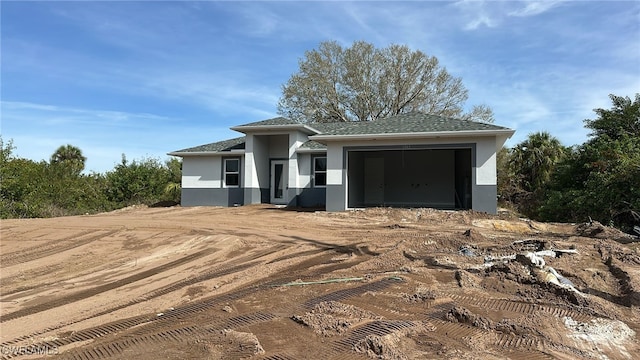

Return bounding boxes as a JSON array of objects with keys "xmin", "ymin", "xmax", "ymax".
[{"xmin": 168, "ymin": 112, "xmax": 514, "ymax": 213}]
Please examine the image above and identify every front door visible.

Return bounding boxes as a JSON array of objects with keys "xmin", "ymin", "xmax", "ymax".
[{"xmin": 270, "ymin": 160, "xmax": 288, "ymax": 204}]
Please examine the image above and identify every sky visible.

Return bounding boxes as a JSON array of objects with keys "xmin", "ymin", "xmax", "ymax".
[{"xmin": 2, "ymin": 0, "xmax": 639, "ymax": 173}]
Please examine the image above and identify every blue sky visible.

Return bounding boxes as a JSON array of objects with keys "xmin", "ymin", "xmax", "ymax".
[{"xmin": 2, "ymin": 1, "xmax": 639, "ymax": 173}]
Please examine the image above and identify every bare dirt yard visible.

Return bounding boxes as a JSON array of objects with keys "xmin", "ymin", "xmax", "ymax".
[{"xmin": 1, "ymin": 205, "xmax": 639, "ymax": 359}]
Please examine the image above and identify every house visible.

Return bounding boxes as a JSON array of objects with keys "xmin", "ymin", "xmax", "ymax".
[{"xmin": 168, "ymin": 112, "xmax": 515, "ymax": 213}]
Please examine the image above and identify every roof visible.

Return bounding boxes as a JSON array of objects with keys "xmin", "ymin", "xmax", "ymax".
[
  {"xmin": 230, "ymin": 116, "xmax": 318, "ymax": 134},
  {"xmin": 298, "ymin": 140, "xmax": 327, "ymax": 151},
  {"xmin": 169, "ymin": 112, "xmax": 514, "ymax": 155},
  {"xmin": 312, "ymin": 112, "xmax": 511, "ymax": 136},
  {"xmin": 168, "ymin": 136, "xmax": 246, "ymax": 155},
  {"xmin": 235, "ymin": 117, "xmax": 300, "ymax": 127}
]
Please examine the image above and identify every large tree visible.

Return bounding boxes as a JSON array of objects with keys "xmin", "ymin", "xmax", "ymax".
[{"xmin": 278, "ymin": 41, "xmax": 493, "ymax": 123}]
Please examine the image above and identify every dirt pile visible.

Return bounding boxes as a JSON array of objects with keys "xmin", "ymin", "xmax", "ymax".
[{"xmin": 292, "ymin": 301, "xmax": 381, "ymax": 336}]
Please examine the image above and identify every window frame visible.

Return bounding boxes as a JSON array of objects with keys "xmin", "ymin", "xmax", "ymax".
[
  {"xmin": 223, "ymin": 158, "xmax": 241, "ymax": 188},
  {"xmin": 312, "ymin": 155, "xmax": 327, "ymax": 188}
]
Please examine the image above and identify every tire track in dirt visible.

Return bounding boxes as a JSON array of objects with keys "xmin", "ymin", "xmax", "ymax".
[
  {"xmin": 43, "ymin": 313, "xmax": 277, "ymax": 360},
  {"xmin": 0, "ymin": 243, "xmax": 292, "ymax": 347},
  {"xmin": 324, "ymin": 320, "xmax": 421, "ymax": 359},
  {"xmin": 3, "ymin": 273, "xmax": 396, "ymax": 359},
  {"xmin": 2, "ymin": 241, "xmax": 385, "ymax": 359},
  {"xmin": 0, "ymin": 244, "xmax": 337, "ymax": 352},
  {"xmin": 0, "ymin": 248, "xmax": 213, "ymax": 322},
  {"xmin": 303, "ymin": 277, "xmax": 402, "ymax": 309},
  {"xmin": 0, "ymin": 230, "xmax": 119, "ymax": 267},
  {"xmin": 446, "ymin": 293, "xmax": 597, "ymax": 322}
]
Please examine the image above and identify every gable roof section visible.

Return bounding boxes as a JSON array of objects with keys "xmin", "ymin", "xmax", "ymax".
[
  {"xmin": 168, "ymin": 136, "xmax": 246, "ymax": 156},
  {"xmin": 231, "ymin": 116, "xmax": 318, "ymax": 134},
  {"xmin": 297, "ymin": 140, "xmax": 327, "ymax": 152},
  {"xmin": 236, "ymin": 117, "xmax": 299, "ymax": 127}
]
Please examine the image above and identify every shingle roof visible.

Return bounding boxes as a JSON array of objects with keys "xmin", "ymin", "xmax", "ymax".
[
  {"xmin": 170, "ymin": 112, "xmax": 513, "ymax": 155},
  {"xmin": 312, "ymin": 112, "xmax": 511, "ymax": 136},
  {"xmin": 298, "ymin": 140, "xmax": 327, "ymax": 150},
  {"xmin": 235, "ymin": 117, "xmax": 301, "ymax": 127},
  {"xmin": 171, "ymin": 136, "xmax": 246, "ymax": 153}
]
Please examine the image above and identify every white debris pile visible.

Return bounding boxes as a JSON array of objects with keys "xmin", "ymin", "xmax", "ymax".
[
  {"xmin": 564, "ymin": 316, "xmax": 636, "ymax": 359},
  {"xmin": 484, "ymin": 246, "xmax": 584, "ymax": 295}
]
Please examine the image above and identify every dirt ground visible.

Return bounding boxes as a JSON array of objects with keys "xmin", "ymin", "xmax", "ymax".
[{"xmin": 1, "ymin": 204, "xmax": 639, "ymax": 360}]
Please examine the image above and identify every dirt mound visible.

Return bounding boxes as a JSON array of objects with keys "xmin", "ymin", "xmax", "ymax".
[
  {"xmin": 218, "ymin": 330, "xmax": 265, "ymax": 355},
  {"xmin": 291, "ymin": 301, "xmax": 381, "ymax": 336},
  {"xmin": 353, "ymin": 321, "xmax": 435, "ymax": 359},
  {"xmin": 403, "ymin": 286, "xmax": 437, "ymax": 302},
  {"xmin": 353, "ymin": 333, "xmax": 408, "ymax": 359},
  {"xmin": 455, "ymin": 269, "xmax": 481, "ymax": 288},
  {"xmin": 445, "ymin": 306, "xmax": 493, "ymax": 330},
  {"xmin": 576, "ymin": 221, "xmax": 638, "ymax": 243}
]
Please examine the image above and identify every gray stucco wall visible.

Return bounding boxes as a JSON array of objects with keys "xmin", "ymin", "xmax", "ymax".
[
  {"xmin": 244, "ymin": 187, "xmax": 269, "ymax": 204},
  {"xmin": 325, "ymin": 184, "xmax": 346, "ymax": 212},
  {"xmin": 294, "ymin": 187, "xmax": 326, "ymax": 208},
  {"xmin": 472, "ymin": 184, "xmax": 497, "ymax": 214},
  {"xmin": 182, "ymin": 188, "xmax": 245, "ymax": 207}
]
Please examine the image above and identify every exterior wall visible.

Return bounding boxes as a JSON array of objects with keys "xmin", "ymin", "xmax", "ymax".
[
  {"xmin": 182, "ymin": 188, "xmax": 244, "ymax": 207},
  {"xmin": 472, "ymin": 137, "xmax": 498, "ymax": 214},
  {"xmin": 324, "ymin": 136, "xmax": 499, "ymax": 214},
  {"xmin": 244, "ymin": 135, "xmax": 269, "ymax": 204},
  {"xmin": 181, "ymin": 156, "xmax": 244, "ymax": 207},
  {"xmin": 325, "ymin": 143, "xmax": 346, "ymax": 212},
  {"xmin": 294, "ymin": 152, "xmax": 326, "ymax": 207},
  {"xmin": 286, "ymin": 132, "xmax": 306, "ymax": 206},
  {"xmin": 182, "ymin": 157, "xmax": 222, "ymax": 189}
]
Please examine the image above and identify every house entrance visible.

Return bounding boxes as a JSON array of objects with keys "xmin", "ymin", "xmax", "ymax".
[{"xmin": 270, "ymin": 160, "xmax": 288, "ymax": 204}]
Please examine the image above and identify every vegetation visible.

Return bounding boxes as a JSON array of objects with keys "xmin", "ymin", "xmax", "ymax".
[
  {"xmin": 499, "ymin": 93, "xmax": 640, "ymax": 233},
  {"xmin": 0, "ymin": 137, "xmax": 181, "ymax": 219},
  {"xmin": 278, "ymin": 40, "xmax": 494, "ymax": 123}
]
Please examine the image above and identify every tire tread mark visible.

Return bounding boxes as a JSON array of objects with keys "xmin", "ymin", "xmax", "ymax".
[
  {"xmin": 0, "ymin": 249, "xmax": 212, "ymax": 322},
  {"xmin": 1, "ymin": 230, "xmax": 119, "ymax": 267}
]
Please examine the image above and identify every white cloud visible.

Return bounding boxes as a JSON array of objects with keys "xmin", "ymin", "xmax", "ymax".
[{"xmin": 508, "ymin": 1, "xmax": 564, "ymax": 17}]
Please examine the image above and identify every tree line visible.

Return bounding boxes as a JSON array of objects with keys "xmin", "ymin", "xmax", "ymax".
[{"xmin": 0, "ymin": 141, "xmax": 181, "ymax": 219}]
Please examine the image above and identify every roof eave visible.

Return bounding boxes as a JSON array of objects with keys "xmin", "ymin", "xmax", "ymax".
[
  {"xmin": 295, "ymin": 148, "xmax": 327, "ymax": 153},
  {"xmin": 309, "ymin": 129, "xmax": 515, "ymax": 141},
  {"xmin": 167, "ymin": 150, "xmax": 246, "ymax": 157}
]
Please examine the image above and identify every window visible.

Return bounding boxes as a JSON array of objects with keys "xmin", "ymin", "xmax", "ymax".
[
  {"xmin": 224, "ymin": 158, "xmax": 240, "ymax": 187},
  {"xmin": 313, "ymin": 156, "xmax": 327, "ymax": 187}
]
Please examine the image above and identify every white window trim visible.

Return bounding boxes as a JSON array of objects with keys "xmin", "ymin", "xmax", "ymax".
[
  {"xmin": 223, "ymin": 158, "xmax": 240, "ymax": 188},
  {"xmin": 313, "ymin": 156, "xmax": 327, "ymax": 188}
]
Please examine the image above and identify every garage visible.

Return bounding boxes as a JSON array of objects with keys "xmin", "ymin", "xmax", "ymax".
[{"xmin": 346, "ymin": 147, "xmax": 472, "ymax": 209}]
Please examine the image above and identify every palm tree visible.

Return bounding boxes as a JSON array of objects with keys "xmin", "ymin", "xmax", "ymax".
[
  {"xmin": 50, "ymin": 144, "xmax": 86, "ymax": 175},
  {"xmin": 510, "ymin": 132, "xmax": 566, "ymax": 193}
]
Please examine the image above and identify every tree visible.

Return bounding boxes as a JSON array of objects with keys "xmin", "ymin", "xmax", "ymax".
[
  {"xmin": 584, "ymin": 94, "xmax": 640, "ymax": 140},
  {"xmin": 278, "ymin": 41, "xmax": 493, "ymax": 123},
  {"xmin": 50, "ymin": 144, "xmax": 87, "ymax": 176},
  {"xmin": 510, "ymin": 132, "xmax": 567, "ymax": 194}
]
